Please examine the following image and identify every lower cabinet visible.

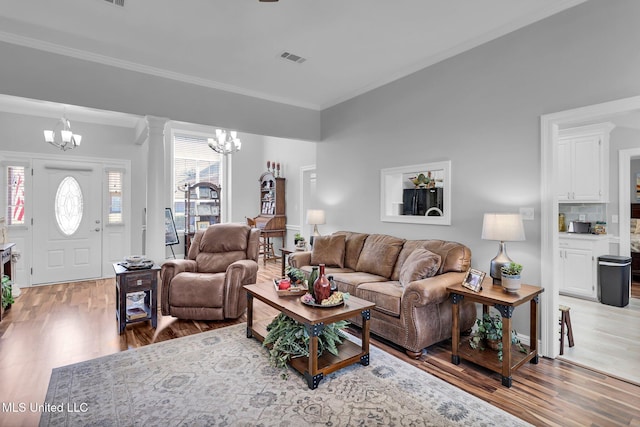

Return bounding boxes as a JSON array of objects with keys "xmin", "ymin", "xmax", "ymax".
[{"xmin": 559, "ymin": 235, "xmax": 609, "ymax": 300}]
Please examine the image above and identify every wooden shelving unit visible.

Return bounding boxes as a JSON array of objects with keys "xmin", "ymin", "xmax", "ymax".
[{"xmin": 184, "ymin": 182, "xmax": 221, "ymax": 253}]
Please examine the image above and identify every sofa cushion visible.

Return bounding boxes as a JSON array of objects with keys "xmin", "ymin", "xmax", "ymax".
[
  {"xmin": 311, "ymin": 234, "xmax": 346, "ymax": 267},
  {"xmin": 334, "ymin": 231, "xmax": 369, "ymax": 270},
  {"xmin": 356, "ymin": 234, "xmax": 405, "ymax": 278},
  {"xmin": 169, "ymin": 272, "xmax": 225, "ymax": 308},
  {"xmin": 392, "ymin": 240, "xmax": 471, "ymax": 280},
  {"xmin": 399, "ymin": 249, "xmax": 441, "ymax": 286},
  {"xmin": 355, "ymin": 281, "xmax": 403, "ymax": 317},
  {"xmin": 330, "ymin": 271, "xmax": 388, "ymax": 295}
]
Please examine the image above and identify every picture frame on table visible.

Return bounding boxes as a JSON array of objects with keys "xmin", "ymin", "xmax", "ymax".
[
  {"xmin": 462, "ymin": 268, "xmax": 485, "ymax": 292},
  {"xmin": 196, "ymin": 221, "xmax": 210, "ymax": 231}
]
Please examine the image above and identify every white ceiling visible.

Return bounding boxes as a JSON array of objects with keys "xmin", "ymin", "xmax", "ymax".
[{"xmin": 0, "ymin": 0, "xmax": 586, "ymax": 112}]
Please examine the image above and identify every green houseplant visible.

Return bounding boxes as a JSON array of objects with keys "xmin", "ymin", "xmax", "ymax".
[
  {"xmin": 469, "ymin": 313, "xmax": 526, "ymax": 361},
  {"xmin": 263, "ymin": 313, "xmax": 348, "ymax": 379},
  {"xmin": 1, "ymin": 276, "xmax": 13, "ymax": 310},
  {"xmin": 501, "ymin": 262, "xmax": 523, "ymax": 293},
  {"xmin": 285, "ymin": 266, "xmax": 306, "ymax": 285}
]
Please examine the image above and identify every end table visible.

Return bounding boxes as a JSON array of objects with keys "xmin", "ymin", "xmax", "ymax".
[
  {"xmin": 113, "ymin": 263, "xmax": 160, "ymax": 334},
  {"xmin": 448, "ymin": 279, "xmax": 544, "ymax": 387}
]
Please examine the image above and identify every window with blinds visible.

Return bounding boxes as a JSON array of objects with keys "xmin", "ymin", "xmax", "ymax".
[
  {"xmin": 7, "ymin": 166, "xmax": 25, "ymax": 226},
  {"xmin": 107, "ymin": 170, "xmax": 123, "ymax": 224},
  {"xmin": 174, "ymin": 134, "xmax": 222, "ymax": 232}
]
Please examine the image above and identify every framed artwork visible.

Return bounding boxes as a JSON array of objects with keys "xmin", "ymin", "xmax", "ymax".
[
  {"xmin": 164, "ymin": 208, "xmax": 179, "ymax": 246},
  {"xmin": 636, "ymin": 173, "xmax": 640, "ymax": 201},
  {"xmin": 462, "ymin": 268, "xmax": 485, "ymax": 292},
  {"xmin": 196, "ymin": 221, "xmax": 210, "ymax": 231}
]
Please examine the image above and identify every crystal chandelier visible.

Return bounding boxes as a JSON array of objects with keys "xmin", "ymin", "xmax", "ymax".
[
  {"xmin": 43, "ymin": 115, "xmax": 82, "ymax": 151},
  {"xmin": 207, "ymin": 129, "xmax": 241, "ymax": 155}
]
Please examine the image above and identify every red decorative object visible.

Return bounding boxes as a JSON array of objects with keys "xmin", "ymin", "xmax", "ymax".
[{"xmin": 313, "ymin": 264, "xmax": 331, "ymax": 302}]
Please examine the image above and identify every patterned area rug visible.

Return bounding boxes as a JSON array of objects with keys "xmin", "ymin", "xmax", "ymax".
[{"xmin": 41, "ymin": 324, "xmax": 530, "ymax": 426}]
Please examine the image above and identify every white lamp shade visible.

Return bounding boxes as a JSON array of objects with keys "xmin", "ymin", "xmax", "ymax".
[
  {"xmin": 43, "ymin": 130, "xmax": 54, "ymax": 143},
  {"xmin": 481, "ymin": 213, "xmax": 525, "ymax": 241},
  {"xmin": 306, "ymin": 209, "xmax": 326, "ymax": 225}
]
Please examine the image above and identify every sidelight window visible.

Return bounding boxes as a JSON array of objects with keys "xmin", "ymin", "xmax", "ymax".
[{"xmin": 6, "ymin": 166, "xmax": 25, "ymax": 226}]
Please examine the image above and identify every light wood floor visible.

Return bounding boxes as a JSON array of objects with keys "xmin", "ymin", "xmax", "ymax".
[
  {"xmin": 558, "ymin": 291, "xmax": 640, "ymax": 385},
  {"xmin": 1, "ymin": 260, "xmax": 639, "ymax": 427}
]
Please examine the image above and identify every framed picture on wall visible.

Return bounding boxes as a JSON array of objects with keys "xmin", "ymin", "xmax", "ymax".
[{"xmin": 636, "ymin": 173, "xmax": 640, "ymax": 201}]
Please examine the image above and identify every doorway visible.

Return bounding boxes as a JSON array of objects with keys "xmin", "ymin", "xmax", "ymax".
[
  {"xmin": 541, "ymin": 96, "xmax": 640, "ymax": 380},
  {"xmin": 31, "ymin": 159, "xmax": 103, "ymax": 285}
]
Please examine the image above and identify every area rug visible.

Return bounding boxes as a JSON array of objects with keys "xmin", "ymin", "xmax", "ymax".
[{"xmin": 40, "ymin": 324, "xmax": 530, "ymax": 426}]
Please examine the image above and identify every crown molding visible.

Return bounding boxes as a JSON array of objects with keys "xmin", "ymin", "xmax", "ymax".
[{"xmin": 0, "ymin": 31, "xmax": 321, "ymax": 111}]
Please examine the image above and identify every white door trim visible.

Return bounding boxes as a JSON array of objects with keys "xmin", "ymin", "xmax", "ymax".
[
  {"xmin": 299, "ymin": 164, "xmax": 316, "ymax": 238},
  {"xmin": 541, "ymin": 95, "xmax": 640, "ymax": 358}
]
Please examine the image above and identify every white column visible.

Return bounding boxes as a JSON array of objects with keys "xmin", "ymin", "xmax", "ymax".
[{"xmin": 144, "ymin": 116, "xmax": 168, "ymax": 264}]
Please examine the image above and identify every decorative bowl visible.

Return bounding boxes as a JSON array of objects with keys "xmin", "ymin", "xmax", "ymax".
[{"xmin": 125, "ymin": 255, "xmax": 145, "ymax": 265}]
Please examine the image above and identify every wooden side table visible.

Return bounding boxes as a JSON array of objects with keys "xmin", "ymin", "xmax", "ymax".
[
  {"xmin": 448, "ymin": 279, "xmax": 544, "ymax": 387},
  {"xmin": 113, "ymin": 263, "xmax": 160, "ymax": 334}
]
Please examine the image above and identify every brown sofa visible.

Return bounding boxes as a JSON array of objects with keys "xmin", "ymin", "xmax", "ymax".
[
  {"xmin": 160, "ymin": 223, "xmax": 260, "ymax": 320},
  {"xmin": 289, "ymin": 231, "xmax": 477, "ymax": 358}
]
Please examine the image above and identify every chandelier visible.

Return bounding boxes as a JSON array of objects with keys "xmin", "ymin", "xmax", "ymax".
[
  {"xmin": 43, "ymin": 115, "xmax": 82, "ymax": 151},
  {"xmin": 207, "ymin": 129, "xmax": 241, "ymax": 155}
]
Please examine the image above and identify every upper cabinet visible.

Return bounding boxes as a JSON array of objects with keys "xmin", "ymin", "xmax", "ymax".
[{"xmin": 558, "ymin": 122, "xmax": 614, "ymax": 203}]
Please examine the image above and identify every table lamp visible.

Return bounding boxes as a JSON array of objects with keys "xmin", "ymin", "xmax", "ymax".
[
  {"xmin": 306, "ymin": 209, "xmax": 325, "ymax": 246},
  {"xmin": 481, "ymin": 213, "xmax": 525, "ymax": 284}
]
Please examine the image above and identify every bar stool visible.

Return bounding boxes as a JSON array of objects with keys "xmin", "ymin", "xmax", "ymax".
[{"xmin": 559, "ymin": 305, "xmax": 574, "ymax": 355}]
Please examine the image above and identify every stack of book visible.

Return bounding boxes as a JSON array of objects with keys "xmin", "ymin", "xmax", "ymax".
[{"xmin": 126, "ymin": 306, "xmax": 147, "ymax": 320}]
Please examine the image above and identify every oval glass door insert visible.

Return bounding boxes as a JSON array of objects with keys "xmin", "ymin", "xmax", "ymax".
[{"xmin": 55, "ymin": 176, "xmax": 84, "ymax": 236}]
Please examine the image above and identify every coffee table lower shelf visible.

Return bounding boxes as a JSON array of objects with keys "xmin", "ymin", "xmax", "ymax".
[{"xmin": 249, "ymin": 318, "xmax": 368, "ymax": 388}]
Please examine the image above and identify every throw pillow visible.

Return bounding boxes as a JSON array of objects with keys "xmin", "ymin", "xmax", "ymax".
[
  {"xmin": 355, "ymin": 234, "xmax": 405, "ymax": 278},
  {"xmin": 311, "ymin": 234, "xmax": 346, "ymax": 268},
  {"xmin": 635, "ymin": 219, "xmax": 640, "ymax": 234},
  {"xmin": 399, "ymin": 248, "xmax": 442, "ymax": 287}
]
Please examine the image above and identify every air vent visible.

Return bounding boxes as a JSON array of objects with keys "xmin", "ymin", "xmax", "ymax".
[
  {"xmin": 103, "ymin": 0, "xmax": 125, "ymax": 7},
  {"xmin": 279, "ymin": 51, "xmax": 307, "ymax": 64}
]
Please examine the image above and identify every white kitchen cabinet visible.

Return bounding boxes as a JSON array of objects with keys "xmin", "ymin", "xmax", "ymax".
[
  {"xmin": 557, "ymin": 122, "xmax": 614, "ymax": 203},
  {"xmin": 559, "ymin": 235, "xmax": 609, "ymax": 300}
]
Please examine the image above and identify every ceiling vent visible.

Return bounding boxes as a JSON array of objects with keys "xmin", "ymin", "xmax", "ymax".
[
  {"xmin": 279, "ymin": 51, "xmax": 307, "ymax": 64},
  {"xmin": 103, "ymin": 0, "xmax": 125, "ymax": 7}
]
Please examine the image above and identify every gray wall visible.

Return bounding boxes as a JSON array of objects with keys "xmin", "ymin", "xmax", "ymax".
[
  {"xmin": 0, "ymin": 41, "xmax": 320, "ymax": 142},
  {"xmin": 609, "ymin": 127, "xmax": 640, "ymax": 236},
  {"xmin": 318, "ymin": 1, "xmax": 640, "ymax": 328}
]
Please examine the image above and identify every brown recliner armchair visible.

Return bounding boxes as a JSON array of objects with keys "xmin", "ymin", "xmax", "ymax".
[{"xmin": 161, "ymin": 223, "xmax": 260, "ymax": 320}]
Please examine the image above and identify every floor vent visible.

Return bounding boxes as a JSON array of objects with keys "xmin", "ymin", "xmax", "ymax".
[
  {"xmin": 103, "ymin": 0, "xmax": 125, "ymax": 7},
  {"xmin": 279, "ymin": 51, "xmax": 307, "ymax": 64}
]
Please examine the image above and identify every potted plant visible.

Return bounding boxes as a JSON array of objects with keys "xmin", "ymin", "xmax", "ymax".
[
  {"xmin": 501, "ymin": 262, "xmax": 523, "ymax": 293},
  {"xmin": 263, "ymin": 313, "xmax": 348, "ymax": 379},
  {"xmin": 1, "ymin": 276, "xmax": 13, "ymax": 310},
  {"xmin": 285, "ymin": 266, "xmax": 306, "ymax": 285},
  {"xmin": 294, "ymin": 233, "xmax": 306, "ymax": 250},
  {"xmin": 469, "ymin": 313, "xmax": 526, "ymax": 361}
]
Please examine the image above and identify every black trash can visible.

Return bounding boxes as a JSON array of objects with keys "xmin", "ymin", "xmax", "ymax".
[{"xmin": 598, "ymin": 255, "xmax": 631, "ymax": 307}]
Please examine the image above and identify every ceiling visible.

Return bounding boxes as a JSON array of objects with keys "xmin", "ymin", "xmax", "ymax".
[{"xmin": 0, "ymin": 0, "xmax": 587, "ymax": 112}]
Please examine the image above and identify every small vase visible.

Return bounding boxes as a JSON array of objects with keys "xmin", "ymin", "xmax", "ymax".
[
  {"xmin": 308, "ymin": 266, "xmax": 319, "ymax": 299},
  {"xmin": 313, "ymin": 264, "xmax": 331, "ymax": 303}
]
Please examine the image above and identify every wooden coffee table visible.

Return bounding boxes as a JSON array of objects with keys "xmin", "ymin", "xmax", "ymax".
[{"xmin": 244, "ymin": 282, "xmax": 375, "ymax": 389}]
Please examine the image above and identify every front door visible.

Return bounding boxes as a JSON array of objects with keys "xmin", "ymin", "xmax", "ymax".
[{"xmin": 32, "ymin": 160, "xmax": 103, "ymax": 285}]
